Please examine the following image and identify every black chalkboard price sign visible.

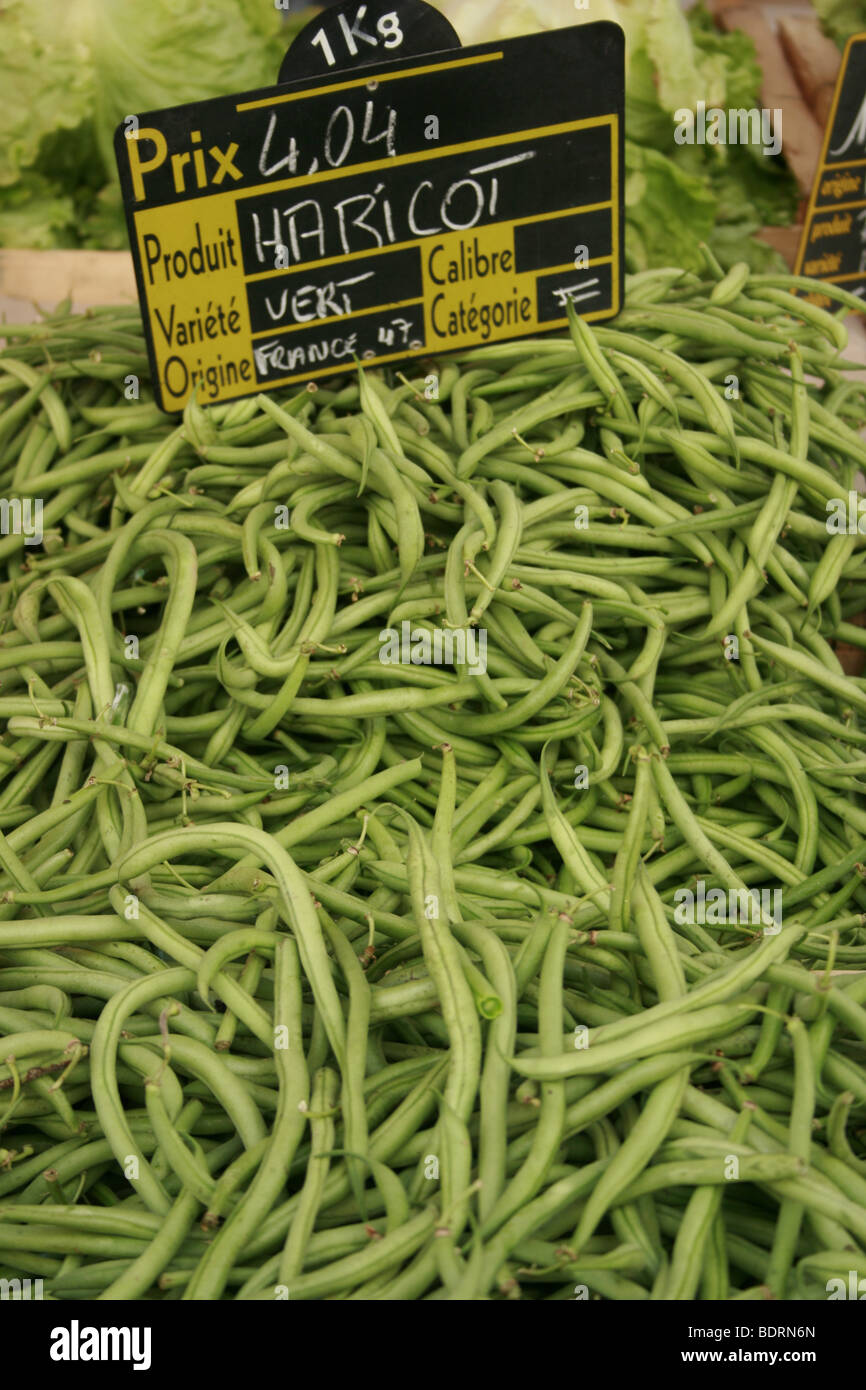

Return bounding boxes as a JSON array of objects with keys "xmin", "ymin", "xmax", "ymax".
[
  {"xmin": 114, "ymin": 1, "xmax": 624, "ymax": 412},
  {"xmin": 796, "ymin": 32, "xmax": 866, "ymax": 307}
]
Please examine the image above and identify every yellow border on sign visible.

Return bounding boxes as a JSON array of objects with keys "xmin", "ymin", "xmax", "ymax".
[
  {"xmin": 795, "ymin": 32, "xmax": 865, "ymax": 275},
  {"xmin": 804, "ymin": 198, "xmax": 866, "ymax": 213},
  {"xmin": 243, "ymin": 287, "xmax": 619, "ymax": 387},
  {"xmin": 611, "ymin": 114, "xmax": 620, "ymax": 315},
  {"xmin": 817, "ymin": 270, "xmax": 866, "ymax": 282},
  {"xmin": 237, "ymin": 51, "xmax": 504, "ymax": 111},
  {"xmin": 234, "ymin": 114, "xmax": 614, "ymax": 201},
  {"xmin": 135, "ymin": 82, "xmax": 621, "ymax": 404},
  {"xmin": 252, "ymin": 296, "xmax": 425, "ymax": 339},
  {"xmin": 250, "ymin": 255, "xmax": 615, "ymax": 340},
  {"xmin": 243, "ymin": 279, "xmax": 617, "ymax": 390},
  {"xmin": 241, "ymin": 115, "xmax": 621, "ymax": 391},
  {"xmin": 245, "ymin": 199, "xmax": 615, "ymax": 285}
]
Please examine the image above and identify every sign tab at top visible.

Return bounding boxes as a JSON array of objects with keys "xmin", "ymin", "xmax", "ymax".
[
  {"xmin": 796, "ymin": 32, "xmax": 866, "ymax": 306},
  {"xmin": 278, "ymin": 0, "xmax": 462, "ymax": 81},
  {"xmin": 115, "ymin": 0, "xmax": 624, "ymax": 412}
]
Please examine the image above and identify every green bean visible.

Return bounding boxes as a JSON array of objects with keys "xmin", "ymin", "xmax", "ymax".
[
  {"xmin": 509, "ymin": 1001, "xmax": 749, "ymax": 1081},
  {"xmin": 482, "ymin": 912, "xmax": 569, "ymax": 1235},
  {"xmin": 320, "ymin": 909, "xmax": 370, "ymax": 1215},
  {"xmin": 660, "ymin": 1104, "xmax": 754, "ymax": 1300},
  {"xmin": 403, "ymin": 814, "xmax": 480, "ymax": 1124},
  {"xmin": 183, "ymin": 939, "xmax": 309, "ymax": 1300},
  {"xmin": 254, "ymin": 1207, "xmax": 438, "ymax": 1300},
  {"xmin": 277, "ymin": 1067, "xmax": 339, "ymax": 1284},
  {"xmin": 764, "ymin": 1016, "xmax": 816, "ymax": 1298}
]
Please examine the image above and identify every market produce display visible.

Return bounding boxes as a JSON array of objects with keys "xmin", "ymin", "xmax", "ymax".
[
  {"xmin": 0, "ymin": 0, "xmax": 799, "ymax": 274},
  {"xmin": 1, "ymin": 259, "xmax": 866, "ymax": 1301}
]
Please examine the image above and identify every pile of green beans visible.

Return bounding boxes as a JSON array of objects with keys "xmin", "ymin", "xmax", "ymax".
[{"xmin": 1, "ymin": 254, "xmax": 866, "ymax": 1301}]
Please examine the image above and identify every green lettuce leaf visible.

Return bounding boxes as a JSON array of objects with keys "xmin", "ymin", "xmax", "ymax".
[
  {"xmin": 0, "ymin": 176, "xmax": 77, "ymax": 250},
  {"xmin": 688, "ymin": 2, "xmax": 763, "ymax": 112},
  {"xmin": 78, "ymin": 185, "xmax": 130, "ymax": 252},
  {"xmin": 812, "ymin": 0, "xmax": 866, "ymax": 48},
  {"xmin": 71, "ymin": 0, "xmax": 292, "ymax": 176},
  {"xmin": 707, "ymin": 220, "xmax": 786, "ymax": 273},
  {"xmin": 624, "ymin": 141, "xmax": 715, "ymax": 273},
  {"xmin": 0, "ymin": 0, "xmax": 93, "ymax": 188},
  {"xmin": 641, "ymin": 1, "xmax": 727, "ymax": 113},
  {"xmin": 0, "ymin": 0, "xmax": 307, "ymax": 248}
]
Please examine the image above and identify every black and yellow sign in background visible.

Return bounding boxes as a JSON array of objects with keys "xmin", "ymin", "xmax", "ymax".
[
  {"xmin": 115, "ymin": 18, "xmax": 624, "ymax": 411},
  {"xmin": 796, "ymin": 32, "xmax": 866, "ymax": 306}
]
